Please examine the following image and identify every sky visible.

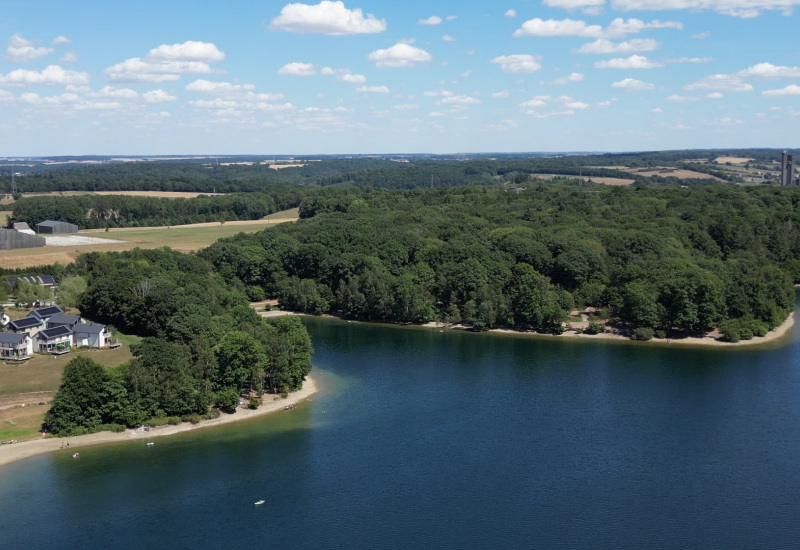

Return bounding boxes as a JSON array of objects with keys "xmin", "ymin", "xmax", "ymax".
[{"xmin": 1, "ymin": 0, "xmax": 799, "ymax": 155}]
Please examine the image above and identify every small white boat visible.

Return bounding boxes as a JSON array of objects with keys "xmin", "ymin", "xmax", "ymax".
[
  {"xmin": 254, "ymin": 500, "xmax": 265, "ymax": 506},
  {"xmin": 146, "ymin": 442, "xmax": 154, "ymax": 446}
]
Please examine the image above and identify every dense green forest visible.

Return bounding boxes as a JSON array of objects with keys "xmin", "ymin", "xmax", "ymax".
[
  {"xmin": 200, "ymin": 183, "xmax": 798, "ymax": 342},
  {"xmin": 41, "ymin": 247, "xmax": 313, "ymax": 436},
  {"xmin": 3, "ymin": 148, "xmax": 796, "ymax": 196},
  {"xmin": 9, "ymin": 190, "xmax": 305, "ymax": 228}
]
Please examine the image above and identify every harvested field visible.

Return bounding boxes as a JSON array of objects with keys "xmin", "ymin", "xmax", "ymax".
[
  {"xmin": 622, "ymin": 168, "xmax": 726, "ymax": 181},
  {"xmin": 0, "ymin": 210, "xmax": 11, "ymax": 225},
  {"xmin": 715, "ymin": 156, "xmax": 753, "ymax": 164},
  {"xmin": 584, "ymin": 177, "xmax": 635, "ymax": 186},
  {"xmin": 0, "ymin": 209, "xmax": 298, "ymax": 269}
]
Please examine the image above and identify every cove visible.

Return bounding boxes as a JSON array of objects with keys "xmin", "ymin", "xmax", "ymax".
[{"xmin": 2, "ymin": 315, "xmax": 800, "ymax": 549}]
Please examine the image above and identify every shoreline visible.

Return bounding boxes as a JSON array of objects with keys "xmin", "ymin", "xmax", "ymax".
[
  {"xmin": 258, "ymin": 307, "xmax": 797, "ymax": 349},
  {"xmin": 0, "ymin": 375, "xmax": 318, "ymax": 470}
]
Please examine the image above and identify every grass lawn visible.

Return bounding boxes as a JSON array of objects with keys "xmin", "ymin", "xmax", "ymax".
[
  {"xmin": 0, "ymin": 208, "xmax": 298, "ymax": 269},
  {"xmin": 0, "ymin": 210, "xmax": 11, "ymax": 225}
]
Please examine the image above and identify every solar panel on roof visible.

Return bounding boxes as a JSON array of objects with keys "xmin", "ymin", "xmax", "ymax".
[
  {"xmin": 39, "ymin": 326, "xmax": 72, "ymax": 338},
  {"xmin": 11, "ymin": 317, "xmax": 41, "ymax": 328}
]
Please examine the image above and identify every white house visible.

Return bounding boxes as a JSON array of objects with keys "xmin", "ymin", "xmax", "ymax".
[
  {"xmin": 34, "ymin": 326, "xmax": 72, "ymax": 354},
  {"xmin": 0, "ymin": 332, "xmax": 33, "ymax": 360},
  {"xmin": 6, "ymin": 317, "xmax": 44, "ymax": 338},
  {"xmin": 72, "ymin": 323, "xmax": 112, "ymax": 349},
  {"xmin": 46, "ymin": 313, "xmax": 83, "ymax": 330}
]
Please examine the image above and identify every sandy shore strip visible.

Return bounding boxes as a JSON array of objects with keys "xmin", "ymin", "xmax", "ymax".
[
  {"xmin": 0, "ymin": 375, "xmax": 318, "ymax": 470},
  {"xmin": 426, "ymin": 312, "xmax": 796, "ymax": 348}
]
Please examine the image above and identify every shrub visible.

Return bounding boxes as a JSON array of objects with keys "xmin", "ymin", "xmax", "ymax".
[
  {"xmin": 248, "ymin": 396, "xmax": 261, "ymax": 410},
  {"xmin": 202, "ymin": 409, "xmax": 221, "ymax": 420},
  {"xmin": 631, "ymin": 327, "xmax": 654, "ymax": 341},
  {"xmin": 584, "ymin": 321, "xmax": 605, "ymax": 335},
  {"xmin": 104, "ymin": 423, "xmax": 126, "ymax": 433},
  {"xmin": 654, "ymin": 330, "xmax": 667, "ymax": 339}
]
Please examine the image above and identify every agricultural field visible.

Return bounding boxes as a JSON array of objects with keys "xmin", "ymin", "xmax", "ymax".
[
  {"xmin": 0, "ymin": 210, "xmax": 11, "ymax": 225},
  {"xmin": 622, "ymin": 168, "xmax": 727, "ymax": 181},
  {"xmin": 0, "ymin": 208, "xmax": 299, "ymax": 269}
]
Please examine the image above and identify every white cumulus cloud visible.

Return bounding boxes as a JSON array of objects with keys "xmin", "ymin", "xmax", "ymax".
[
  {"xmin": 594, "ymin": 55, "xmax": 663, "ymax": 68},
  {"xmin": 105, "ymin": 41, "xmax": 225, "ymax": 83},
  {"xmin": 338, "ymin": 73, "xmax": 367, "ymax": 83},
  {"xmin": 684, "ymin": 74, "xmax": 753, "ymax": 91},
  {"xmin": 143, "ymin": 89, "xmax": 177, "ymax": 103},
  {"xmin": 493, "ymin": 90, "xmax": 511, "ymax": 98},
  {"xmin": 609, "ymin": 0, "xmax": 800, "ymax": 18},
  {"xmin": 270, "ymin": 1, "xmax": 386, "ymax": 35},
  {"xmin": 612, "ymin": 78, "xmax": 656, "ymax": 90},
  {"xmin": 549, "ymin": 72, "xmax": 585, "ymax": 84},
  {"xmin": 513, "ymin": 17, "xmax": 681, "ymax": 38},
  {"xmin": 278, "ymin": 62, "xmax": 317, "ymax": 76},
  {"xmin": 738, "ymin": 62, "xmax": 800, "ymax": 78},
  {"xmin": 491, "ymin": 54, "xmax": 542, "ymax": 73},
  {"xmin": 576, "ymin": 38, "xmax": 660, "ymax": 54},
  {"xmin": 505, "ymin": 9, "xmax": 517, "ymax": 17},
  {"xmin": 368, "ymin": 42, "xmax": 432, "ymax": 67},
  {"xmin": 0, "ymin": 65, "xmax": 89, "ymax": 86},
  {"xmin": 356, "ymin": 85, "xmax": 390, "ymax": 92},
  {"xmin": 52, "ymin": 36, "xmax": 71, "ymax": 45},
  {"xmin": 419, "ymin": 15, "xmax": 443, "ymax": 25},
  {"xmin": 544, "ymin": 0, "xmax": 605, "ymax": 9},
  {"xmin": 7, "ymin": 34, "xmax": 53, "ymax": 62},
  {"xmin": 763, "ymin": 84, "xmax": 800, "ymax": 96}
]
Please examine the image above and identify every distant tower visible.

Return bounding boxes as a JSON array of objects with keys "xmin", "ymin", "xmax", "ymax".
[
  {"xmin": 780, "ymin": 151, "xmax": 795, "ymax": 186},
  {"xmin": 10, "ymin": 167, "xmax": 17, "ymax": 196}
]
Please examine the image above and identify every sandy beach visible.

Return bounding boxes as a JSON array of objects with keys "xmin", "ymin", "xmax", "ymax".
[
  {"xmin": 0, "ymin": 375, "xmax": 318, "ymax": 470},
  {"xmin": 425, "ymin": 312, "xmax": 797, "ymax": 348}
]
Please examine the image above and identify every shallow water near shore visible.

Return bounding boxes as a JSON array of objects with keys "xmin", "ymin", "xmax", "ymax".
[{"xmin": 4, "ymin": 314, "xmax": 800, "ymax": 548}]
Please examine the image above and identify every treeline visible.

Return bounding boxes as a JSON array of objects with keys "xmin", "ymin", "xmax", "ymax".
[
  {"xmin": 9, "ymin": 190, "xmax": 304, "ymax": 228},
  {"xmin": 200, "ymin": 183, "xmax": 798, "ymax": 340},
  {"xmin": 3, "ymin": 149, "xmax": 796, "ymax": 196},
  {"xmin": 41, "ymin": 247, "xmax": 313, "ymax": 436}
]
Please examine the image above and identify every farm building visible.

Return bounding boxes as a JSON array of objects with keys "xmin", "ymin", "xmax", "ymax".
[
  {"xmin": 5, "ymin": 275, "xmax": 58, "ymax": 290},
  {"xmin": 0, "ymin": 228, "xmax": 46, "ymax": 250},
  {"xmin": 35, "ymin": 220, "xmax": 78, "ymax": 234},
  {"xmin": 11, "ymin": 222, "xmax": 35, "ymax": 235}
]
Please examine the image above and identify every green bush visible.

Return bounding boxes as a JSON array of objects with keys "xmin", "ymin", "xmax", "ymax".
[
  {"xmin": 104, "ymin": 423, "xmax": 126, "ymax": 433},
  {"xmin": 631, "ymin": 327, "xmax": 654, "ymax": 341},
  {"xmin": 203, "ymin": 409, "xmax": 221, "ymax": 420},
  {"xmin": 248, "ymin": 396, "xmax": 261, "ymax": 410},
  {"xmin": 584, "ymin": 321, "xmax": 605, "ymax": 335}
]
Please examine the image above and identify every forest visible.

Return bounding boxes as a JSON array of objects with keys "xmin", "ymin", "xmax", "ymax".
[
  {"xmin": 200, "ymin": 183, "xmax": 798, "ymax": 342},
  {"xmin": 3, "ymin": 148, "xmax": 796, "ymax": 197},
  {"xmin": 40, "ymin": 247, "xmax": 313, "ymax": 436},
  {"xmin": 8, "ymin": 190, "xmax": 305, "ymax": 228}
]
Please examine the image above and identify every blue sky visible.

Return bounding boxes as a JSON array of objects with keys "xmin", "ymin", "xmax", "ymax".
[{"xmin": 1, "ymin": 0, "xmax": 799, "ymax": 155}]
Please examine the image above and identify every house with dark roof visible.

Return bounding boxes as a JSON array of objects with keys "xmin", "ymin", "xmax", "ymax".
[
  {"xmin": 46, "ymin": 313, "xmax": 83, "ymax": 330},
  {"xmin": 5, "ymin": 275, "xmax": 58, "ymax": 290},
  {"xmin": 0, "ymin": 332, "xmax": 32, "ymax": 360},
  {"xmin": 35, "ymin": 326, "xmax": 72, "ymax": 353},
  {"xmin": 72, "ymin": 323, "xmax": 112, "ymax": 349},
  {"xmin": 35, "ymin": 220, "xmax": 78, "ymax": 234},
  {"xmin": 27, "ymin": 305, "xmax": 64, "ymax": 325},
  {"xmin": 6, "ymin": 316, "xmax": 44, "ymax": 338}
]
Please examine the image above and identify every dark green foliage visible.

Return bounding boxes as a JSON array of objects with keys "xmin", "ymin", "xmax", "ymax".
[
  {"xmin": 631, "ymin": 327, "xmax": 655, "ymax": 341},
  {"xmin": 43, "ymin": 357, "xmax": 114, "ymax": 436},
  {"xmin": 203, "ymin": 183, "xmax": 797, "ymax": 336},
  {"xmin": 44, "ymin": 246, "xmax": 314, "ymax": 435},
  {"xmin": 584, "ymin": 322, "xmax": 605, "ymax": 335}
]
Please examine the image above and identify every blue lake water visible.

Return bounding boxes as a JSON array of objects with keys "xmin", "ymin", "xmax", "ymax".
[{"xmin": 2, "ymin": 317, "xmax": 800, "ymax": 549}]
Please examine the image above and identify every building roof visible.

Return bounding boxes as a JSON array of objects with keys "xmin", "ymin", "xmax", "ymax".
[
  {"xmin": 47, "ymin": 314, "xmax": 82, "ymax": 325},
  {"xmin": 0, "ymin": 332, "xmax": 26, "ymax": 345},
  {"xmin": 28, "ymin": 305, "xmax": 63, "ymax": 319},
  {"xmin": 12, "ymin": 222, "xmax": 31, "ymax": 231},
  {"xmin": 36, "ymin": 326, "xmax": 72, "ymax": 340},
  {"xmin": 5, "ymin": 275, "xmax": 57, "ymax": 287},
  {"xmin": 9, "ymin": 317, "xmax": 42, "ymax": 330},
  {"xmin": 36, "ymin": 220, "xmax": 68, "ymax": 228},
  {"xmin": 72, "ymin": 323, "xmax": 106, "ymax": 334}
]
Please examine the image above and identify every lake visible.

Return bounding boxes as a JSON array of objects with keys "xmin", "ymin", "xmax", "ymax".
[{"xmin": 2, "ymin": 317, "xmax": 800, "ymax": 549}]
